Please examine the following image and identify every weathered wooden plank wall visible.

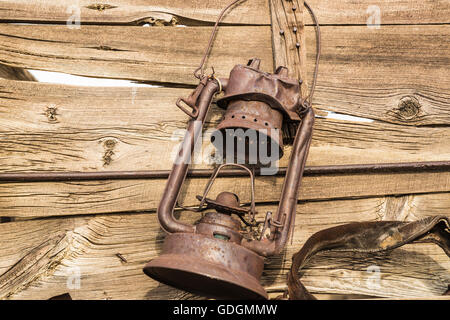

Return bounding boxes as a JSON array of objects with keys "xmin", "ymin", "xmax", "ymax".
[
  {"xmin": 0, "ymin": 0, "xmax": 448, "ymax": 299},
  {"xmin": 1, "ymin": 81, "xmax": 449, "ymax": 171},
  {"xmin": 1, "ymin": 195, "xmax": 449, "ymax": 299},
  {"xmin": 0, "ymin": 24, "xmax": 447, "ymax": 117},
  {"xmin": 0, "ymin": 0, "xmax": 447, "ymax": 25}
]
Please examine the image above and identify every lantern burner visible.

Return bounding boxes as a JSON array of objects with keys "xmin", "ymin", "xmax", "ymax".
[{"xmin": 197, "ymin": 191, "xmax": 248, "ymax": 216}]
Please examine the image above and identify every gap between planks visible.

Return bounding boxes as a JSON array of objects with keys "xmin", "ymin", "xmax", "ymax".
[
  {"xmin": 0, "ymin": 24, "xmax": 446, "ymax": 96},
  {"xmin": 0, "ymin": 24, "xmax": 446, "ymax": 126}
]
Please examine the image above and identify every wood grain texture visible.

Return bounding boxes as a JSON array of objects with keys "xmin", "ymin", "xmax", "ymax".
[
  {"xmin": 1, "ymin": 169, "xmax": 450, "ymax": 218},
  {"xmin": 269, "ymin": 0, "xmax": 308, "ymax": 92},
  {"xmin": 307, "ymin": 25, "xmax": 450, "ymax": 126},
  {"xmin": 0, "ymin": 0, "xmax": 447, "ymax": 26},
  {"xmin": 1, "ymin": 80, "xmax": 449, "ymax": 217},
  {"xmin": 0, "ymin": 24, "xmax": 447, "ymax": 125},
  {"xmin": 0, "ymin": 0, "xmax": 448, "ymax": 302},
  {"xmin": 0, "ymin": 24, "xmax": 274, "ymax": 85},
  {"xmin": 304, "ymin": 0, "xmax": 450, "ymax": 25},
  {"xmin": 0, "ymin": 0, "xmax": 270, "ymax": 25},
  {"xmin": 0, "ymin": 80, "xmax": 449, "ymax": 173},
  {"xmin": 0, "ymin": 194, "xmax": 448, "ymax": 299}
]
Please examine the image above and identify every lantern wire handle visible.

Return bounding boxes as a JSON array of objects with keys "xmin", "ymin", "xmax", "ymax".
[
  {"xmin": 303, "ymin": 1, "xmax": 321, "ymax": 107},
  {"xmin": 194, "ymin": 0, "xmax": 321, "ymax": 110},
  {"xmin": 188, "ymin": 1, "xmax": 321, "ymax": 236},
  {"xmin": 194, "ymin": 0, "xmax": 246, "ymax": 80}
]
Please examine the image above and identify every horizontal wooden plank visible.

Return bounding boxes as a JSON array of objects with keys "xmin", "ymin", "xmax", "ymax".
[
  {"xmin": 0, "ymin": 0, "xmax": 270, "ymax": 25},
  {"xmin": 1, "ymin": 80, "xmax": 449, "ymax": 173},
  {"xmin": 1, "ymin": 194, "xmax": 448, "ymax": 299},
  {"xmin": 0, "ymin": 24, "xmax": 447, "ymax": 125},
  {"xmin": 1, "ymin": 170, "xmax": 450, "ymax": 218},
  {"xmin": 306, "ymin": 25, "xmax": 450, "ymax": 126},
  {"xmin": 0, "ymin": 24, "xmax": 273, "ymax": 85},
  {"xmin": 305, "ymin": 0, "xmax": 450, "ymax": 25},
  {"xmin": 0, "ymin": 0, "xmax": 447, "ymax": 26}
]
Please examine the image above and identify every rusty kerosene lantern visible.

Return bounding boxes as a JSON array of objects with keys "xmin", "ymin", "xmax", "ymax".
[
  {"xmin": 143, "ymin": 0, "xmax": 317, "ymax": 300},
  {"xmin": 143, "ymin": 58, "xmax": 315, "ymax": 299}
]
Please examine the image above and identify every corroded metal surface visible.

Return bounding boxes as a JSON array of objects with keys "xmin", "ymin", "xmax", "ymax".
[
  {"xmin": 144, "ymin": 232, "xmax": 267, "ymax": 300},
  {"xmin": 143, "ymin": 56, "xmax": 316, "ymax": 299},
  {"xmin": 2, "ymin": 161, "xmax": 450, "ymax": 182},
  {"xmin": 216, "ymin": 58, "xmax": 304, "ymax": 121}
]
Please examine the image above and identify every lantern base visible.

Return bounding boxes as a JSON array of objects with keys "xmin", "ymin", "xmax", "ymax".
[{"xmin": 143, "ymin": 233, "xmax": 267, "ymax": 300}]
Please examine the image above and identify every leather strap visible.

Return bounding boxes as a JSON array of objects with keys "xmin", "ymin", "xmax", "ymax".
[{"xmin": 285, "ymin": 216, "xmax": 450, "ymax": 299}]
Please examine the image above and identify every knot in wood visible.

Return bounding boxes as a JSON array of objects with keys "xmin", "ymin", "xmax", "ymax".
[
  {"xmin": 102, "ymin": 138, "xmax": 118, "ymax": 166},
  {"xmin": 45, "ymin": 105, "xmax": 58, "ymax": 122},
  {"xmin": 86, "ymin": 4, "xmax": 117, "ymax": 11},
  {"xmin": 104, "ymin": 139, "xmax": 117, "ymax": 149},
  {"xmin": 396, "ymin": 96, "xmax": 421, "ymax": 120}
]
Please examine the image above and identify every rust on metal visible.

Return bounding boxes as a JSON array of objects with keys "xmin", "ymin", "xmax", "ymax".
[
  {"xmin": 196, "ymin": 192, "xmax": 250, "ymax": 217},
  {"xmin": 116, "ymin": 253, "xmax": 128, "ymax": 263},
  {"xmin": 216, "ymin": 59, "xmax": 305, "ymax": 122},
  {"xmin": 155, "ymin": 77, "xmax": 220, "ymax": 235},
  {"xmin": 144, "ymin": 232, "xmax": 267, "ymax": 300},
  {"xmin": 1, "ymin": 161, "xmax": 450, "ymax": 183},
  {"xmin": 142, "ymin": 51, "xmax": 316, "ymax": 299},
  {"xmin": 175, "ymin": 76, "xmax": 208, "ymax": 118},
  {"xmin": 144, "ymin": 0, "xmax": 324, "ymax": 296},
  {"xmin": 213, "ymin": 58, "xmax": 297, "ymax": 161}
]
